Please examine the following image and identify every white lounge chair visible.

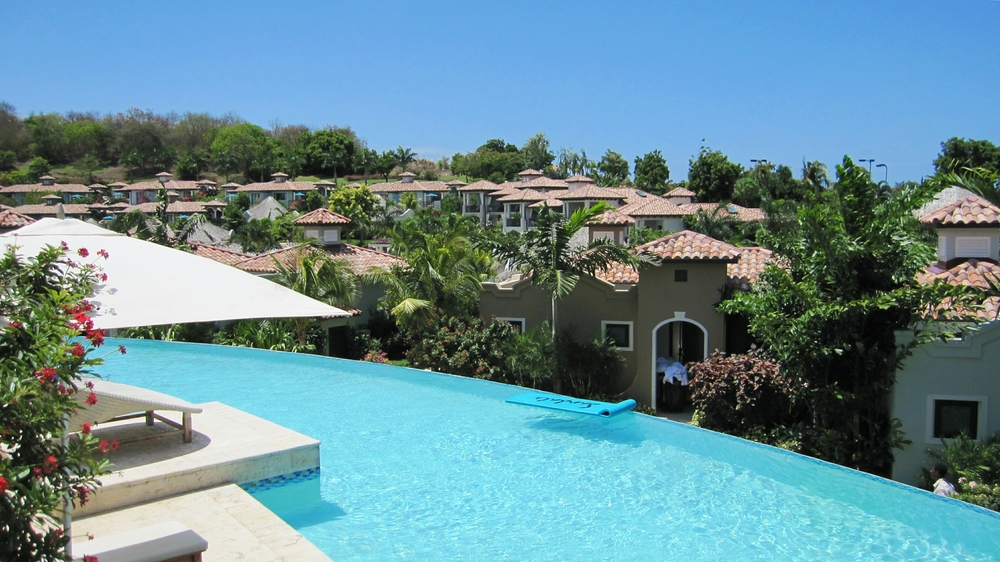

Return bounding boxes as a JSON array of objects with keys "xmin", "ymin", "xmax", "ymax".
[
  {"xmin": 72, "ymin": 521, "xmax": 208, "ymax": 562},
  {"xmin": 70, "ymin": 379, "xmax": 203, "ymax": 443}
]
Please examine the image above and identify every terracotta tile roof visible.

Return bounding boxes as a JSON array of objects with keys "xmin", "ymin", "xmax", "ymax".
[
  {"xmin": 520, "ymin": 177, "xmax": 568, "ymax": 190},
  {"xmin": 190, "ymin": 244, "xmax": 249, "ymax": 267},
  {"xmin": 114, "ymin": 180, "xmax": 201, "ymax": 192},
  {"xmin": 529, "ymin": 197, "xmax": 563, "ymax": 208},
  {"xmin": 595, "ymin": 262, "xmax": 639, "ymax": 284},
  {"xmin": 557, "ymin": 185, "xmax": 624, "ymax": 200},
  {"xmin": 457, "ymin": 180, "xmax": 502, "ymax": 192},
  {"xmin": 195, "ymin": 179, "xmax": 217, "ymax": 185},
  {"xmin": 155, "ymin": 172, "xmax": 173, "ymax": 178},
  {"xmin": 108, "ymin": 182, "xmax": 127, "ymax": 188},
  {"xmin": 294, "ymin": 208, "xmax": 351, "ymax": 225},
  {"xmin": 222, "ymin": 182, "xmax": 242, "ymax": 189},
  {"xmin": 88, "ymin": 183, "xmax": 105, "ymax": 190},
  {"xmin": 918, "ymin": 259, "xmax": 1000, "ymax": 289},
  {"xmin": 12, "ymin": 204, "xmax": 93, "ymax": 217},
  {"xmin": 495, "ymin": 189, "xmax": 549, "ymax": 202},
  {"xmin": 445, "ymin": 179, "xmax": 467, "ymax": 187},
  {"xmin": 202, "ymin": 200, "xmax": 228, "ymax": 208},
  {"xmin": 42, "ymin": 194, "xmax": 62, "ymax": 200},
  {"xmin": 636, "ymin": 230, "xmax": 741, "ymax": 262},
  {"xmin": 314, "ymin": 180, "xmax": 336, "ymax": 186},
  {"xmin": 566, "ymin": 175, "xmax": 595, "ymax": 183},
  {"xmin": 920, "ymin": 195, "xmax": 1000, "ymax": 227},
  {"xmin": 122, "ymin": 201, "xmax": 215, "ymax": 214},
  {"xmin": 666, "ymin": 187, "xmax": 696, "ymax": 197},
  {"xmin": 1, "ymin": 182, "xmax": 91, "ymax": 194},
  {"xmin": 231, "ymin": 181, "xmax": 318, "ymax": 193},
  {"xmin": 0, "ymin": 205, "xmax": 36, "ymax": 228},
  {"xmin": 727, "ymin": 247, "xmax": 776, "ymax": 290},
  {"xmin": 38, "ymin": 175, "xmax": 56, "ymax": 181},
  {"xmin": 617, "ymin": 198, "xmax": 688, "ymax": 217},
  {"xmin": 271, "ymin": 172, "xmax": 289, "ymax": 178},
  {"xmin": 235, "ymin": 242, "xmax": 404, "ymax": 276},
  {"xmin": 680, "ymin": 203, "xmax": 766, "ymax": 222},
  {"xmin": 518, "ymin": 169, "xmax": 543, "ymax": 176},
  {"xmin": 605, "ymin": 188, "xmax": 655, "ymax": 205},
  {"xmin": 587, "ymin": 209, "xmax": 635, "ymax": 226},
  {"xmin": 399, "ymin": 172, "xmax": 416, "ymax": 177},
  {"xmin": 368, "ymin": 180, "xmax": 449, "ymax": 193}
]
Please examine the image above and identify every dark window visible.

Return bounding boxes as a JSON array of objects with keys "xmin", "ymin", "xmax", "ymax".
[
  {"xmin": 674, "ymin": 269, "xmax": 688, "ymax": 282},
  {"xmin": 499, "ymin": 319, "xmax": 524, "ymax": 333},
  {"xmin": 604, "ymin": 323, "xmax": 631, "ymax": 348},
  {"xmin": 934, "ymin": 400, "xmax": 979, "ymax": 439}
]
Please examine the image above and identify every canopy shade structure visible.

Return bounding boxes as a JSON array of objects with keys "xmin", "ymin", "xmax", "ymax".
[{"xmin": 1, "ymin": 218, "xmax": 350, "ymax": 329}]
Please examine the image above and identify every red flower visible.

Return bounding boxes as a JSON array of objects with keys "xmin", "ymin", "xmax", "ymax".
[
  {"xmin": 6, "ymin": 321, "xmax": 20, "ymax": 329},
  {"xmin": 97, "ymin": 249, "xmax": 109, "ymax": 259},
  {"xmin": 118, "ymin": 345, "xmax": 127, "ymax": 355},
  {"xmin": 82, "ymin": 422, "xmax": 92, "ymax": 434},
  {"xmin": 85, "ymin": 392, "xmax": 98, "ymax": 406},
  {"xmin": 87, "ymin": 329, "xmax": 105, "ymax": 347},
  {"xmin": 35, "ymin": 367, "xmax": 57, "ymax": 383},
  {"xmin": 86, "ymin": 380, "xmax": 94, "ymax": 389},
  {"xmin": 32, "ymin": 467, "xmax": 42, "ymax": 478},
  {"xmin": 83, "ymin": 556, "xmax": 98, "ymax": 562},
  {"xmin": 99, "ymin": 272, "xmax": 108, "ymax": 282},
  {"xmin": 43, "ymin": 455, "xmax": 58, "ymax": 474},
  {"xmin": 0, "ymin": 475, "xmax": 7, "ymax": 493},
  {"xmin": 60, "ymin": 241, "xmax": 69, "ymax": 250},
  {"xmin": 76, "ymin": 486, "xmax": 91, "ymax": 506},
  {"xmin": 111, "ymin": 439, "xmax": 120, "ymax": 450},
  {"xmin": 78, "ymin": 247, "xmax": 89, "ymax": 258},
  {"xmin": 70, "ymin": 343, "xmax": 85, "ymax": 357},
  {"xmin": 98, "ymin": 440, "xmax": 110, "ymax": 453}
]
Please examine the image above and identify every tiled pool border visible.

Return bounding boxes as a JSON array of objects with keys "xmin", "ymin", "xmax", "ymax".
[{"xmin": 240, "ymin": 467, "xmax": 320, "ymax": 492}]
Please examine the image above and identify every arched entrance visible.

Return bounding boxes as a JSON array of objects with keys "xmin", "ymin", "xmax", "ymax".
[{"xmin": 651, "ymin": 316, "xmax": 709, "ymax": 410}]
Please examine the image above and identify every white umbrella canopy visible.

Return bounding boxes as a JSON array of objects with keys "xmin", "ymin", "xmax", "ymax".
[{"xmin": 0, "ymin": 218, "xmax": 350, "ymax": 329}]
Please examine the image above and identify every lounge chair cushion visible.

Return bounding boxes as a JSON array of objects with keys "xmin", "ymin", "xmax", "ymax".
[{"xmin": 72, "ymin": 521, "xmax": 208, "ymax": 562}]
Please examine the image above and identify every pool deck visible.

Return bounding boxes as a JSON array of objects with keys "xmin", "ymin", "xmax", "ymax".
[
  {"xmin": 70, "ymin": 400, "xmax": 331, "ymax": 560},
  {"xmin": 71, "ymin": 484, "xmax": 331, "ymax": 562},
  {"xmin": 75, "ymin": 401, "xmax": 319, "ymax": 518}
]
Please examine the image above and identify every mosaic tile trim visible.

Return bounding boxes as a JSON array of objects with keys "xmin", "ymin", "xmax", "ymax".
[{"xmin": 240, "ymin": 467, "xmax": 320, "ymax": 492}]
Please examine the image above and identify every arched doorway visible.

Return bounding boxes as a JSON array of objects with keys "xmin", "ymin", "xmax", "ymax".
[{"xmin": 651, "ymin": 317, "xmax": 709, "ymax": 410}]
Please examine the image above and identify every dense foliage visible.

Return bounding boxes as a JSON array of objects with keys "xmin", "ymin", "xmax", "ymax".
[
  {"xmin": 928, "ymin": 433, "xmax": 1000, "ymax": 512},
  {"xmin": 720, "ymin": 157, "xmax": 981, "ymax": 475},
  {"xmin": 1, "ymin": 245, "xmax": 116, "ymax": 561}
]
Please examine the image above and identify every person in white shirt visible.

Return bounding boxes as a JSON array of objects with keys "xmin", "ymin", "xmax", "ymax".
[
  {"xmin": 656, "ymin": 356, "xmax": 689, "ymax": 412},
  {"xmin": 930, "ymin": 463, "xmax": 957, "ymax": 497}
]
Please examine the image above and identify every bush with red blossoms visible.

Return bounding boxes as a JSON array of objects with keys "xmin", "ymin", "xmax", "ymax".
[{"xmin": 0, "ymin": 244, "xmax": 113, "ymax": 560}]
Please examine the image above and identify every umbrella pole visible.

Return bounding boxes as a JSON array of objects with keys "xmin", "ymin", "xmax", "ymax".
[{"xmin": 62, "ymin": 415, "xmax": 73, "ymax": 558}]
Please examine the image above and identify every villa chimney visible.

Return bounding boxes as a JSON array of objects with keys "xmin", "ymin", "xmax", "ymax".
[
  {"xmin": 39, "ymin": 175, "xmax": 55, "ymax": 186},
  {"xmin": 400, "ymin": 172, "xmax": 416, "ymax": 184},
  {"xmin": 272, "ymin": 172, "xmax": 289, "ymax": 183},
  {"xmin": 156, "ymin": 171, "xmax": 172, "ymax": 185}
]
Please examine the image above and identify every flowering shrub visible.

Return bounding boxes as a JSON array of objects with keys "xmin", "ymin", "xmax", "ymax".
[
  {"xmin": 405, "ymin": 314, "xmax": 515, "ymax": 379},
  {"xmin": 928, "ymin": 432, "xmax": 1000, "ymax": 512},
  {"xmin": 1, "ymin": 244, "xmax": 117, "ymax": 560},
  {"xmin": 688, "ymin": 351, "xmax": 806, "ymax": 438},
  {"xmin": 363, "ymin": 349, "xmax": 391, "ymax": 364}
]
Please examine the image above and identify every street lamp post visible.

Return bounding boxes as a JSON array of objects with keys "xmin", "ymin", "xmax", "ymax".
[
  {"xmin": 875, "ymin": 163, "xmax": 888, "ymax": 184},
  {"xmin": 858, "ymin": 159, "xmax": 874, "ymax": 173}
]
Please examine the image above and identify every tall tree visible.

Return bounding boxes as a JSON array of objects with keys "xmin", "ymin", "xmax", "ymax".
[
  {"xmin": 633, "ymin": 150, "xmax": 670, "ymax": 194},
  {"xmin": 595, "ymin": 149, "xmax": 630, "ymax": 186},
  {"xmin": 934, "ymin": 137, "xmax": 1000, "ymax": 176},
  {"xmin": 272, "ymin": 248, "xmax": 359, "ymax": 346},
  {"xmin": 800, "ymin": 160, "xmax": 829, "ymax": 193},
  {"xmin": 721, "ymin": 156, "xmax": 979, "ymax": 475},
  {"xmin": 522, "ymin": 132, "xmax": 555, "ymax": 173},
  {"xmin": 375, "ymin": 151, "xmax": 397, "ymax": 182},
  {"xmin": 395, "ymin": 146, "xmax": 416, "ymax": 172},
  {"xmin": 688, "ymin": 147, "xmax": 743, "ymax": 202},
  {"xmin": 0, "ymin": 102, "xmax": 31, "ymax": 158},
  {"xmin": 210, "ymin": 123, "xmax": 269, "ymax": 181}
]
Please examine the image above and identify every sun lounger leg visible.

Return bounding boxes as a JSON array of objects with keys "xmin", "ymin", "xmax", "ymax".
[
  {"xmin": 145, "ymin": 410, "xmax": 154, "ymax": 426},
  {"xmin": 182, "ymin": 412, "xmax": 192, "ymax": 443}
]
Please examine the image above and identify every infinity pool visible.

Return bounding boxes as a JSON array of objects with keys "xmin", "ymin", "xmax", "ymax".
[{"xmin": 94, "ymin": 339, "xmax": 1000, "ymax": 560}]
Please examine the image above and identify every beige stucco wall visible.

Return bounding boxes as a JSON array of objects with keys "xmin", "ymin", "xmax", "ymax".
[
  {"xmin": 628, "ymin": 262, "xmax": 729, "ymax": 406},
  {"xmin": 481, "ymin": 260, "xmax": 730, "ymax": 407},
  {"xmin": 891, "ymin": 324, "xmax": 1000, "ymax": 485}
]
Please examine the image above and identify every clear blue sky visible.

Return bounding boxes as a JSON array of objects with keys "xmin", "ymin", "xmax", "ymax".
[{"xmin": 1, "ymin": 1, "xmax": 997, "ymax": 183}]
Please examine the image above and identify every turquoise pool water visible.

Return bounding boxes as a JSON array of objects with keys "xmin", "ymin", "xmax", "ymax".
[{"xmin": 94, "ymin": 339, "xmax": 1000, "ymax": 561}]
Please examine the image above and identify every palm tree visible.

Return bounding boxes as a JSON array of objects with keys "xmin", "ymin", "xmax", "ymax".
[
  {"xmin": 929, "ymin": 168, "xmax": 1000, "ymax": 206},
  {"xmin": 364, "ymin": 212, "xmax": 492, "ymax": 324},
  {"xmin": 395, "ymin": 146, "xmax": 416, "ymax": 172},
  {"xmin": 480, "ymin": 202, "xmax": 650, "ymax": 340},
  {"xmin": 272, "ymin": 248, "xmax": 359, "ymax": 346},
  {"xmin": 801, "ymin": 160, "xmax": 829, "ymax": 194}
]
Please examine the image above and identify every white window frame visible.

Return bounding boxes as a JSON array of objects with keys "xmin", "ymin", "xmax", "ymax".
[
  {"xmin": 925, "ymin": 394, "xmax": 988, "ymax": 445},
  {"xmin": 602, "ymin": 320, "xmax": 634, "ymax": 351},
  {"xmin": 497, "ymin": 317, "xmax": 525, "ymax": 334}
]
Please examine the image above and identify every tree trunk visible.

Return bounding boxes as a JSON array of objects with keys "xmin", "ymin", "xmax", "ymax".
[{"xmin": 551, "ymin": 296, "xmax": 562, "ymax": 394}]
